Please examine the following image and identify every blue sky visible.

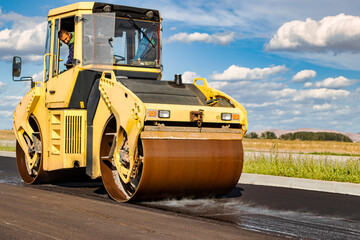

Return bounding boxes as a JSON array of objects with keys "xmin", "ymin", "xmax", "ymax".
[{"xmin": 0, "ymin": 0, "xmax": 359, "ymax": 133}]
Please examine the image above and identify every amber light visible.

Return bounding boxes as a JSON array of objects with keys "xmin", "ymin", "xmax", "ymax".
[
  {"xmin": 147, "ymin": 110, "xmax": 157, "ymax": 117},
  {"xmin": 232, "ymin": 113, "xmax": 240, "ymax": 120}
]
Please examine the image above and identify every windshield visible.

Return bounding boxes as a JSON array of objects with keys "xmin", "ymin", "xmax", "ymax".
[{"xmin": 82, "ymin": 13, "xmax": 161, "ymax": 68}]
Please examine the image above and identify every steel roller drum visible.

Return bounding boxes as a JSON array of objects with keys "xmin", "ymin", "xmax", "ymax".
[{"xmin": 101, "ymin": 130, "xmax": 244, "ymax": 202}]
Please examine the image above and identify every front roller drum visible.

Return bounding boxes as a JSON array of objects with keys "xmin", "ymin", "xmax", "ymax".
[
  {"xmin": 135, "ymin": 137, "xmax": 243, "ymax": 200},
  {"xmin": 100, "ymin": 121, "xmax": 243, "ymax": 202}
]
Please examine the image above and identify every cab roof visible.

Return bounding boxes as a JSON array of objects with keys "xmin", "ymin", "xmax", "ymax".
[
  {"xmin": 48, "ymin": 2, "xmax": 160, "ymax": 22},
  {"xmin": 48, "ymin": 2, "xmax": 95, "ymax": 17}
]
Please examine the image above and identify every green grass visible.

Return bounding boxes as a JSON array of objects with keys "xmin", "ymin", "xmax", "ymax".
[
  {"xmin": 243, "ymin": 153, "xmax": 360, "ymax": 183},
  {"xmin": 0, "ymin": 145, "xmax": 16, "ymax": 152}
]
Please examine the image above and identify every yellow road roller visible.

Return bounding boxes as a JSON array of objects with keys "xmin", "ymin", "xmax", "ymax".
[{"xmin": 12, "ymin": 2, "xmax": 247, "ymax": 202}]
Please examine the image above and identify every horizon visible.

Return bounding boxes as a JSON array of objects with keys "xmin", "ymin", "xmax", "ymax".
[{"xmin": 0, "ymin": 0, "xmax": 359, "ymax": 133}]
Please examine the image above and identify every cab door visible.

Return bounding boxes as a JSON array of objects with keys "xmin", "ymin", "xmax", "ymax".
[
  {"xmin": 44, "ymin": 20, "xmax": 51, "ymax": 83},
  {"xmin": 46, "ymin": 15, "xmax": 77, "ymax": 108}
]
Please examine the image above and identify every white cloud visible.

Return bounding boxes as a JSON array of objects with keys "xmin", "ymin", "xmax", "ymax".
[
  {"xmin": 210, "ymin": 65, "xmax": 287, "ymax": 81},
  {"xmin": 266, "ymin": 14, "xmax": 360, "ymax": 53},
  {"xmin": 270, "ymin": 88, "xmax": 297, "ymax": 98},
  {"xmin": 273, "ymin": 48, "xmax": 360, "ymax": 71},
  {"xmin": 182, "ymin": 71, "xmax": 199, "ymax": 83},
  {"xmin": 147, "ymin": 0, "xmax": 360, "ymax": 41},
  {"xmin": 0, "ymin": 96, "xmax": 22, "ymax": 107},
  {"xmin": 292, "ymin": 70, "xmax": 316, "ymax": 82},
  {"xmin": 313, "ymin": 103, "xmax": 333, "ymax": 110},
  {"xmin": 275, "ymin": 109, "xmax": 285, "ymax": 115},
  {"xmin": 0, "ymin": 111, "xmax": 12, "ymax": 117},
  {"xmin": 335, "ymin": 106, "xmax": 351, "ymax": 115},
  {"xmin": 32, "ymin": 71, "xmax": 43, "ymax": 82},
  {"xmin": 167, "ymin": 32, "xmax": 236, "ymax": 45},
  {"xmin": 304, "ymin": 82, "xmax": 313, "ymax": 88},
  {"xmin": 208, "ymin": 81, "xmax": 229, "ymax": 89},
  {"xmin": 0, "ymin": 11, "xmax": 46, "ymax": 61},
  {"xmin": 314, "ymin": 76, "xmax": 357, "ymax": 89},
  {"xmin": 243, "ymin": 102, "xmax": 272, "ymax": 108},
  {"xmin": 243, "ymin": 99, "xmax": 288, "ymax": 108},
  {"xmin": 293, "ymin": 88, "xmax": 350, "ymax": 101}
]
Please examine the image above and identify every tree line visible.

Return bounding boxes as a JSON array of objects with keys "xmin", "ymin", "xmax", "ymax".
[{"xmin": 245, "ymin": 131, "xmax": 352, "ymax": 142}]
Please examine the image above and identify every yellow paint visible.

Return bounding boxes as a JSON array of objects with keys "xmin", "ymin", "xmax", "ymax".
[
  {"xmin": 13, "ymin": 2, "xmax": 247, "ymax": 182},
  {"xmin": 193, "ymin": 77, "xmax": 248, "ymax": 132},
  {"xmin": 47, "ymin": 109, "xmax": 87, "ymax": 170},
  {"xmin": 98, "ymin": 71, "xmax": 146, "ymax": 184},
  {"xmin": 48, "ymin": 2, "xmax": 95, "ymax": 17},
  {"xmin": 144, "ymin": 103, "xmax": 243, "ymax": 124}
]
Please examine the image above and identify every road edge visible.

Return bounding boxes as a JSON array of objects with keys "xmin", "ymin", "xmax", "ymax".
[
  {"xmin": 2, "ymin": 150, "xmax": 359, "ymax": 197},
  {"xmin": 0, "ymin": 150, "xmax": 15, "ymax": 158},
  {"xmin": 239, "ymin": 173, "xmax": 360, "ymax": 196}
]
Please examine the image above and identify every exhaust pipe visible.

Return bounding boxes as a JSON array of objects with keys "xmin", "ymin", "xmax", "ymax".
[{"xmin": 174, "ymin": 74, "xmax": 182, "ymax": 85}]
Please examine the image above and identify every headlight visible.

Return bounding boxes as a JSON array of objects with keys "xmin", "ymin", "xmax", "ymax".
[
  {"xmin": 221, "ymin": 113, "xmax": 232, "ymax": 121},
  {"xmin": 158, "ymin": 110, "xmax": 170, "ymax": 118}
]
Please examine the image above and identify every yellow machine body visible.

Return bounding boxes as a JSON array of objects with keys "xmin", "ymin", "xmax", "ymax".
[{"xmin": 12, "ymin": 2, "xmax": 248, "ymax": 201}]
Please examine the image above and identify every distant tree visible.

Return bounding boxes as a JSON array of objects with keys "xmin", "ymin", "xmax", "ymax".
[
  {"xmin": 260, "ymin": 131, "xmax": 277, "ymax": 139},
  {"xmin": 245, "ymin": 132, "xmax": 259, "ymax": 139},
  {"xmin": 279, "ymin": 132, "xmax": 352, "ymax": 142},
  {"xmin": 280, "ymin": 133, "xmax": 293, "ymax": 140}
]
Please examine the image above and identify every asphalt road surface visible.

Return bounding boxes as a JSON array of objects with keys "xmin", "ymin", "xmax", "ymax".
[{"xmin": 1, "ymin": 156, "xmax": 360, "ymax": 239}]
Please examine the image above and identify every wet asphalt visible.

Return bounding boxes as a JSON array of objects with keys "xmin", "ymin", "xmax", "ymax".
[{"xmin": 1, "ymin": 155, "xmax": 360, "ymax": 239}]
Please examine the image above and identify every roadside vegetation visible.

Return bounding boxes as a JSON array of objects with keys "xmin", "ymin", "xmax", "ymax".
[
  {"xmin": 243, "ymin": 152, "xmax": 360, "ymax": 183},
  {"xmin": 0, "ymin": 130, "xmax": 16, "ymax": 152},
  {"xmin": 0, "ymin": 145, "xmax": 16, "ymax": 152},
  {"xmin": 243, "ymin": 138, "xmax": 360, "ymax": 155},
  {"xmin": 0, "ymin": 130, "xmax": 15, "ymax": 140},
  {"xmin": 245, "ymin": 131, "xmax": 353, "ymax": 142},
  {"xmin": 279, "ymin": 132, "xmax": 352, "ymax": 142}
]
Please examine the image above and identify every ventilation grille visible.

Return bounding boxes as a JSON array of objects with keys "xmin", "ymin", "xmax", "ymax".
[{"xmin": 65, "ymin": 115, "xmax": 82, "ymax": 154}]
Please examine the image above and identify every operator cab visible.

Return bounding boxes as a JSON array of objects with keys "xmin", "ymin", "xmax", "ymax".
[
  {"xmin": 45, "ymin": 2, "xmax": 162, "ymax": 84},
  {"xmin": 82, "ymin": 13, "xmax": 160, "ymax": 68},
  {"xmin": 13, "ymin": 2, "xmax": 163, "ymax": 109}
]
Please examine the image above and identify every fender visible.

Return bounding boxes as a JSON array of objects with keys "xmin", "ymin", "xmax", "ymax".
[
  {"xmin": 13, "ymin": 83, "xmax": 42, "ymax": 170},
  {"xmin": 98, "ymin": 71, "xmax": 146, "ymax": 183}
]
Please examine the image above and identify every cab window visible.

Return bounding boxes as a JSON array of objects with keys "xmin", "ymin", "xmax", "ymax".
[{"xmin": 53, "ymin": 16, "xmax": 75, "ymax": 76}]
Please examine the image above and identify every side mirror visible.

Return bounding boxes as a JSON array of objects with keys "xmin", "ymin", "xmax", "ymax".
[
  {"xmin": 12, "ymin": 56, "xmax": 22, "ymax": 78},
  {"xmin": 12, "ymin": 56, "xmax": 34, "ymax": 87}
]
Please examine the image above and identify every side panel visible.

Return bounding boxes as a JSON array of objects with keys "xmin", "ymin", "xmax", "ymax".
[
  {"xmin": 86, "ymin": 93, "xmax": 111, "ymax": 178},
  {"xmin": 46, "ymin": 68, "xmax": 77, "ymax": 108},
  {"xmin": 46, "ymin": 109, "xmax": 87, "ymax": 171},
  {"xmin": 68, "ymin": 70, "xmax": 101, "ymax": 108}
]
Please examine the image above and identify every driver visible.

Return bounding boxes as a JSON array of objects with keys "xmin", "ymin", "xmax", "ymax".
[
  {"xmin": 58, "ymin": 29, "xmax": 74, "ymax": 69},
  {"xmin": 134, "ymin": 29, "xmax": 157, "ymax": 62}
]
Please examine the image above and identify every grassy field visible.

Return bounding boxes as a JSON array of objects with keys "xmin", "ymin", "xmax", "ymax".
[
  {"xmin": 243, "ymin": 152, "xmax": 360, "ymax": 183},
  {"xmin": 0, "ymin": 130, "xmax": 16, "ymax": 140},
  {"xmin": 0, "ymin": 130, "xmax": 16, "ymax": 152},
  {"xmin": 243, "ymin": 138, "xmax": 360, "ymax": 155},
  {"xmin": 243, "ymin": 138, "xmax": 360, "ymax": 183}
]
